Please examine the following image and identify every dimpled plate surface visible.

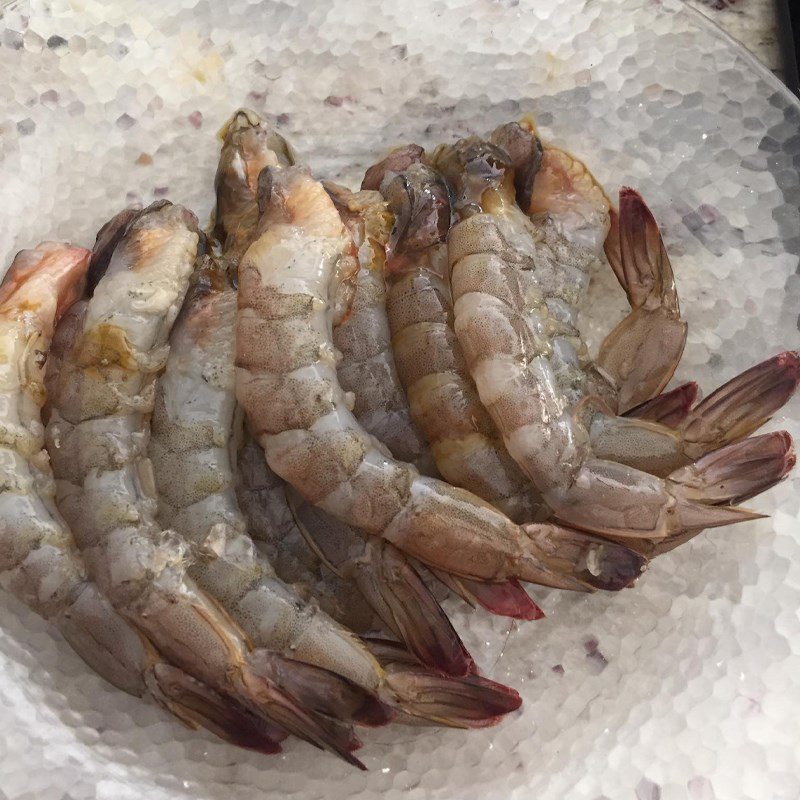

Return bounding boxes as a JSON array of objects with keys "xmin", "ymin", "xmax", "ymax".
[{"xmin": 1, "ymin": 1, "xmax": 799, "ymax": 798}]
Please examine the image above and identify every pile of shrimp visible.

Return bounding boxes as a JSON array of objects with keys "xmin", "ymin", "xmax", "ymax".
[{"xmin": 1, "ymin": 107, "xmax": 796, "ymax": 768}]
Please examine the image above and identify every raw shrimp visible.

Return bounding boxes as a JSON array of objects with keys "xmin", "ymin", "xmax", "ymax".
[
  {"xmin": 212, "ymin": 109, "xmax": 477, "ymax": 676},
  {"xmin": 239, "ymin": 474, "xmax": 523, "ymax": 722},
  {"xmin": 503, "ymin": 122, "xmax": 800, "ymax": 477},
  {"xmin": 235, "ymin": 163, "xmax": 645, "ymax": 591},
  {"xmin": 491, "ymin": 119, "xmax": 679, "ymax": 411},
  {"xmin": 371, "ymin": 151, "xmax": 656, "ymax": 602},
  {"xmin": 238, "ymin": 433, "xmax": 528, "ymax": 720},
  {"xmin": 0, "ymin": 242, "xmax": 281, "ymax": 753},
  {"xmin": 149, "ymin": 258, "xmax": 397, "ymax": 718},
  {"xmin": 45, "ymin": 201, "xmax": 367, "ymax": 766},
  {"xmin": 376, "ymin": 157, "xmax": 602, "ymax": 612},
  {"xmin": 378, "ymin": 158, "xmax": 544, "ymax": 525},
  {"xmin": 325, "ymin": 181, "xmax": 436, "ymax": 473},
  {"xmin": 434, "ymin": 134, "xmax": 794, "ymax": 539}
]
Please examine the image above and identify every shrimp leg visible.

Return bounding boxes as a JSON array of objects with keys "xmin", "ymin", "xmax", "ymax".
[
  {"xmin": 46, "ymin": 202, "xmax": 365, "ymax": 766},
  {"xmin": 235, "ymin": 164, "xmax": 645, "ymax": 588},
  {"xmin": 435, "ymin": 135, "xmax": 792, "ymax": 540}
]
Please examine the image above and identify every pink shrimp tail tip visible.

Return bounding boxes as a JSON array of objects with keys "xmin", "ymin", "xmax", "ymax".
[
  {"xmin": 619, "ymin": 186, "xmax": 643, "ymax": 202},
  {"xmin": 777, "ymin": 350, "xmax": 800, "ymax": 385},
  {"xmin": 772, "ymin": 430, "xmax": 796, "ymax": 479},
  {"xmin": 470, "ymin": 578, "xmax": 545, "ymax": 621}
]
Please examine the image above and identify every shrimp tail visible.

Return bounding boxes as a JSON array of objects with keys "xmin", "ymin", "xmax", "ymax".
[
  {"xmin": 247, "ymin": 651, "xmax": 395, "ymax": 728},
  {"xmin": 665, "ymin": 494, "xmax": 765, "ymax": 533},
  {"xmin": 522, "ymin": 525, "xmax": 647, "ymax": 591},
  {"xmin": 240, "ymin": 660, "xmax": 366, "ymax": 768},
  {"xmin": 434, "ymin": 571, "xmax": 545, "ymax": 621},
  {"xmin": 598, "ymin": 188, "xmax": 688, "ymax": 412},
  {"xmin": 624, "ymin": 381, "xmax": 699, "ymax": 426},
  {"xmin": 665, "ymin": 430, "xmax": 791, "ymax": 529},
  {"xmin": 677, "ymin": 351, "xmax": 800, "ymax": 451},
  {"xmin": 145, "ymin": 663, "xmax": 286, "ymax": 754},
  {"xmin": 547, "ymin": 456, "xmax": 766, "ymax": 540},
  {"xmin": 352, "ymin": 542, "xmax": 476, "ymax": 677},
  {"xmin": 386, "ymin": 669, "xmax": 521, "ymax": 729},
  {"xmin": 462, "ymin": 577, "xmax": 544, "ymax": 621},
  {"xmin": 287, "ymin": 489, "xmax": 474, "ymax": 677},
  {"xmin": 365, "ymin": 639, "xmax": 522, "ymax": 729},
  {"xmin": 57, "ymin": 583, "xmax": 152, "ymax": 697},
  {"xmin": 669, "ymin": 430, "xmax": 795, "ymax": 506},
  {"xmin": 590, "ymin": 352, "xmax": 800, "ymax": 476},
  {"xmin": 608, "ymin": 431, "xmax": 795, "ymax": 558}
]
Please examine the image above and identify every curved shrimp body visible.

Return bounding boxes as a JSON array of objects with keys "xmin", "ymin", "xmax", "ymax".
[
  {"xmin": 0, "ymin": 242, "xmax": 154, "ymax": 692},
  {"xmin": 235, "ymin": 164, "xmax": 645, "ymax": 591},
  {"xmin": 380, "ymin": 161, "xmax": 544, "ymax": 524},
  {"xmin": 525, "ymin": 141, "xmax": 683, "ymax": 412},
  {"xmin": 149, "ymin": 258, "xmax": 388, "ymax": 697},
  {"xmin": 497, "ymin": 118, "xmax": 681, "ymax": 411},
  {"xmin": 325, "ymin": 182, "xmax": 435, "ymax": 473},
  {"xmin": 212, "ymin": 110, "xmax": 474, "ymax": 675},
  {"xmin": 435, "ymin": 136, "xmax": 785, "ymax": 539},
  {"xmin": 0, "ymin": 242, "xmax": 283, "ymax": 753},
  {"xmin": 45, "ymin": 202, "xmax": 365, "ymax": 766},
  {"xmin": 507, "ymin": 124, "xmax": 800, "ymax": 480}
]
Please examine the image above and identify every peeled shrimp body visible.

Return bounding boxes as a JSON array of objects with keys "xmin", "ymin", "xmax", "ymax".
[
  {"xmin": 235, "ymin": 163, "xmax": 645, "ymax": 592},
  {"xmin": 0, "ymin": 242, "xmax": 281, "ymax": 753},
  {"xmin": 45, "ymin": 201, "xmax": 366, "ymax": 766},
  {"xmin": 434, "ymin": 134, "xmax": 794, "ymax": 540}
]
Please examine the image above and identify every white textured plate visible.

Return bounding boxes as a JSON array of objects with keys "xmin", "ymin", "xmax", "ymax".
[{"xmin": 1, "ymin": 1, "xmax": 799, "ymax": 798}]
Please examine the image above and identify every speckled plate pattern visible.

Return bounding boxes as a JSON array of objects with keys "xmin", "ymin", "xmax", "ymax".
[{"xmin": 1, "ymin": 1, "xmax": 799, "ymax": 798}]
